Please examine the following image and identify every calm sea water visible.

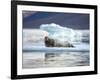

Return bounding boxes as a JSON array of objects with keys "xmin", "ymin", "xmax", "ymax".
[{"xmin": 22, "ymin": 51, "xmax": 89, "ymax": 69}]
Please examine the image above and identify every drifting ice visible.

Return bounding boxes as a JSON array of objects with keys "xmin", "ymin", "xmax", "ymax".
[{"xmin": 40, "ymin": 23, "xmax": 89, "ymax": 43}]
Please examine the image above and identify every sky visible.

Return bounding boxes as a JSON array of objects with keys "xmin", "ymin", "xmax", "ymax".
[{"xmin": 23, "ymin": 11, "xmax": 89, "ymax": 29}]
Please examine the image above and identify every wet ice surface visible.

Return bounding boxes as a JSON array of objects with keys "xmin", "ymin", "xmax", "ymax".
[
  {"xmin": 22, "ymin": 51, "xmax": 89, "ymax": 69},
  {"xmin": 23, "ymin": 43, "xmax": 89, "ymax": 52}
]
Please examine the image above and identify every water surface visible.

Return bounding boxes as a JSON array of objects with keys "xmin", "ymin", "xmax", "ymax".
[{"xmin": 22, "ymin": 51, "xmax": 89, "ymax": 69}]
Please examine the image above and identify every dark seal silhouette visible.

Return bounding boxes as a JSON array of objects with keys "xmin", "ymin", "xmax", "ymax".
[
  {"xmin": 45, "ymin": 36, "xmax": 55, "ymax": 47},
  {"xmin": 44, "ymin": 36, "xmax": 74, "ymax": 47}
]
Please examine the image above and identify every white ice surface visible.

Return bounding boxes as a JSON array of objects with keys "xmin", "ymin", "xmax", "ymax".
[{"xmin": 23, "ymin": 43, "xmax": 89, "ymax": 52}]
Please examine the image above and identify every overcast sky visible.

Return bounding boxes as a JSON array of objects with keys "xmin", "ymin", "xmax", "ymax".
[{"xmin": 23, "ymin": 11, "xmax": 89, "ymax": 29}]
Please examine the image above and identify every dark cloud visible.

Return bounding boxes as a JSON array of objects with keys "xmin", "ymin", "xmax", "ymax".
[{"xmin": 23, "ymin": 11, "xmax": 89, "ymax": 29}]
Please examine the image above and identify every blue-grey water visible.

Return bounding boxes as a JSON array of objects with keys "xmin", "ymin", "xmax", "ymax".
[{"xmin": 22, "ymin": 51, "xmax": 89, "ymax": 69}]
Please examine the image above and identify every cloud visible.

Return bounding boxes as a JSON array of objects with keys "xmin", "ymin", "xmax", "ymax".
[{"xmin": 23, "ymin": 11, "xmax": 37, "ymax": 18}]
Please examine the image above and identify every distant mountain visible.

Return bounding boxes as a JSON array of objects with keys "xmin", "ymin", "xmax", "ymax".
[{"xmin": 23, "ymin": 11, "xmax": 89, "ymax": 29}]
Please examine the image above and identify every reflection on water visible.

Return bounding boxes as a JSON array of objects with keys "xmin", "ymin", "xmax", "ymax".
[{"xmin": 22, "ymin": 51, "xmax": 89, "ymax": 69}]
